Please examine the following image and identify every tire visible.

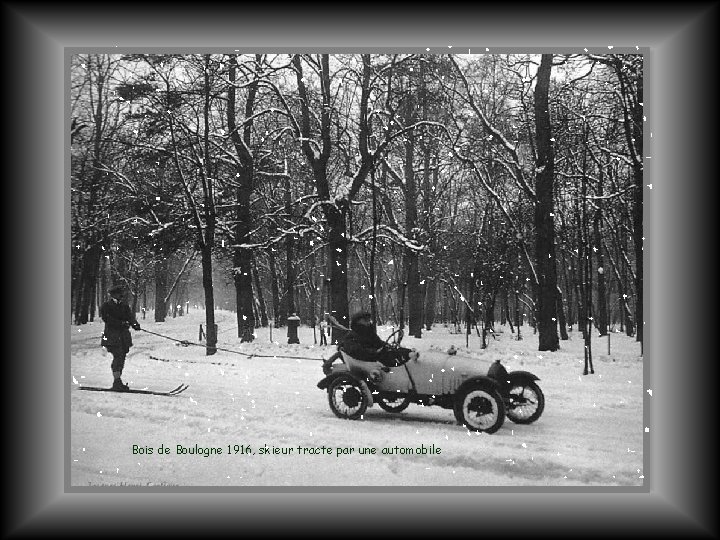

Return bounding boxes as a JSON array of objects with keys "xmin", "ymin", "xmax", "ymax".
[
  {"xmin": 506, "ymin": 380, "xmax": 545, "ymax": 424},
  {"xmin": 327, "ymin": 376, "xmax": 369, "ymax": 420},
  {"xmin": 453, "ymin": 383, "xmax": 505, "ymax": 433},
  {"xmin": 377, "ymin": 394, "xmax": 411, "ymax": 413}
]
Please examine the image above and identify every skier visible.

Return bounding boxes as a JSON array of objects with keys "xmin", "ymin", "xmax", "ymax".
[{"xmin": 100, "ymin": 285, "xmax": 141, "ymax": 391}]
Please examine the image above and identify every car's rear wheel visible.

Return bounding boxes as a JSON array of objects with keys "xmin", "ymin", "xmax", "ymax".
[
  {"xmin": 327, "ymin": 377, "xmax": 368, "ymax": 420},
  {"xmin": 453, "ymin": 383, "xmax": 505, "ymax": 433},
  {"xmin": 506, "ymin": 380, "xmax": 545, "ymax": 424}
]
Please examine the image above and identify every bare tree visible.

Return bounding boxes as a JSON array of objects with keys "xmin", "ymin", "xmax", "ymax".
[
  {"xmin": 227, "ymin": 54, "xmax": 259, "ymax": 342},
  {"xmin": 533, "ymin": 54, "xmax": 560, "ymax": 351},
  {"xmin": 166, "ymin": 55, "xmax": 220, "ymax": 354},
  {"xmin": 71, "ymin": 54, "xmax": 123, "ymax": 324}
]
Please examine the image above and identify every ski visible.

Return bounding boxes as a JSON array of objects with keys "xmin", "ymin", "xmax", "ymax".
[{"xmin": 78, "ymin": 383, "xmax": 189, "ymax": 396}]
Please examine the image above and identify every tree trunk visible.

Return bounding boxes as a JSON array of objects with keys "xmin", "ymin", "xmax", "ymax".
[
  {"xmin": 533, "ymin": 54, "xmax": 559, "ymax": 351},
  {"xmin": 227, "ymin": 55, "xmax": 257, "ymax": 343},
  {"xmin": 397, "ymin": 260, "xmax": 406, "ymax": 330},
  {"xmin": 424, "ymin": 278, "xmax": 436, "ymax": 331},
  {"xmin": 504, "ymin": 292, "xmax": 515, "ymax": 333},
  {"xmin": 285, "ymin": 231, "xmax": 296, "ymax": 320},
  {"xmin": 406, "ymin": 252, "xmax": 422, "ymax": 337},
  {"xmin": 198, "ymin": 55, "xmax": 217, "ymax": 355},
  {"xmin": 579, "ymin": 130, "xmax": 594, "ymax": 374},
  {"xmin": 233, "ymin": 239, "xmax": 255, "ymax": 341},
  {"xmin": 560, "ymin": 245, "xmax": 574, "ymax": 329},
  {"xmin": 252, "ymin": 256, "xmax": 269, "ymax": 327},
  {"xmin": 293, "ymin": 54, "xmax": 350, "ymax": 344},
  {"xmin": 465, "ymin": 273, "xmax": 475, "ymax": 345},
  {"xmin": 484, "ymin": 292, "xmax": 497, "ymax": 329},
  {"xmin": 326, "ymin": 205, "xmax": 349, "ymax": 343},
  {"xmin": 619, "ymin": 233, "xmax": 635, "ymax": 336},
  {"xmin": 631, "ymin": 85, "xmax": 644, "ymax": 349},
  {"xmin": 74, "ymin": 245, "xmax": 99, "ymax": 324},
  {"xmin": 594, "ymin": 211, "xmax": 608, "ymax": 336},
  {"xmin": 306, "ymin": 244, "xmax": 318, "ymax": 340},
  {"xmin": 154, "ymin": 254, "xmax": 168, "ymax": 322},
  {"xmin": 556, "ymin": 285, "xmax": 569, "ymax": 340},
  {"xmin": 200, "ymin": 245, "xmax": 217, "ymax": 354},
  {"xmin": 402, "ymin": 91, "xmax": 423, "ymax": 339},
  {"xmin": 74, "ymin": 58, "xmax": 106, "ymax": 326},
  {"xmin": 269, "ymin": 248, "xmax": 283, "ymax": 326},
  {"xmin": 284, "ymin": 175, "xmax": 297, "ymax": 322},
  {"xmin": 86, "ymin": 251, "xmax": 99, "ymax": 323},
  {"xmin": 369, "ymin": 167, "xmax": 379, "ymax": 328}
]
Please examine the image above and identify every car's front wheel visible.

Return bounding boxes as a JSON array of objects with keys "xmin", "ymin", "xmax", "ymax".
[
  {"xmin": 327, "ymin": 377, "xmax": 369, "ymax": 420},
  {"xmin": 453, "ymin": 383, "xmax": 505, "ymax": 433},
  {"xmin": 506, "ymin": 380, "xmax": 545, "ymax": 424}
]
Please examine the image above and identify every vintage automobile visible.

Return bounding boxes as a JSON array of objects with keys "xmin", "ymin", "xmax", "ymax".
[{"xmin": 317, "ymin": 330, "xmax": 545, "ymax": 434}]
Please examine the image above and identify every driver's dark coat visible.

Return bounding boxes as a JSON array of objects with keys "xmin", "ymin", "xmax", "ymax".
[
  {"xmin": 100, "ymin": 299, "xmax": 137, "ymax": 354},
  {"xmin": 338, "ymin": 328, "xmax": 388, "ymax": 363},
  {"xmin": 339, "ymin": 323, "xmax": 409, "ymax": 368}
]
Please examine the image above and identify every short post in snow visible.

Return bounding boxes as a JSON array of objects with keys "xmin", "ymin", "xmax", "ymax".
[{"xmin": 287, "ymin": 313, "xmax": 301, "ymax": 344}]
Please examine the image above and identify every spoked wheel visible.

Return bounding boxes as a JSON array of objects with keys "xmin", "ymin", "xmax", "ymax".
[
  {"xmin": 377, "ymin": 393, "xmax": 411, "ymax": 413},
  {"xmin": 506, "ymin": 381, "xmax": 545, "ymax": 424},
  {"xmin": 453, "ymin": 383, "xmax": 505, "ymax": 433},
  {"xmin": 327, "ymin": 377, "xmax": 369, "ymax": 420}
]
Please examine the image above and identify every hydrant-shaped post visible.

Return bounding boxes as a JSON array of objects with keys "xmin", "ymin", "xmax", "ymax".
[{"xmin": 287, "ymin": 313, "xmax": 300, "ymax": 344}]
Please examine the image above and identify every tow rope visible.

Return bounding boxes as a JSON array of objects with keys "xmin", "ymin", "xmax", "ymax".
[{"xmin": 138, "ymin": 327, "xmax": 329, "ymax": 362}]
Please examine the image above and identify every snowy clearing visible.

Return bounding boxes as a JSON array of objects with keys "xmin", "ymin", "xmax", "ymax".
[{"xmin": 70, "ymin": 310, "xmax": 644, "ymax": 487}]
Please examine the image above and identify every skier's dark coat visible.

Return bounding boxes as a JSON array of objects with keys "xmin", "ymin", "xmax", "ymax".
[{"xmin": 100, "ymin": 299, "xmax": 138, "ymax": 354}]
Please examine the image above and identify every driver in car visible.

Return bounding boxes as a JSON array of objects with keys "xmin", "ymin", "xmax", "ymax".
[{"xmin": 339, "ymin": 311, "xmax": 412, "ymax": 368}]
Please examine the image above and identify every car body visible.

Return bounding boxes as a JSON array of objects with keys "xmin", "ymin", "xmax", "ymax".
[{"xmin": 317, "ymin": 343, "xmax": 544, "ymax": 434}]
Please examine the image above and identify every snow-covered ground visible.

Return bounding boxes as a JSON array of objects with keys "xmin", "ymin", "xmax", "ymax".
[{"xmin": 70, "ymin": 309, "xmax": 644, "ymax": 487}]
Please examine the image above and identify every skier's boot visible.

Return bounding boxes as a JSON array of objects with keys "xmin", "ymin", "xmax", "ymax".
[{"xmin": 112, "ymin": 378, "xmax": 129, "ymax": 392}]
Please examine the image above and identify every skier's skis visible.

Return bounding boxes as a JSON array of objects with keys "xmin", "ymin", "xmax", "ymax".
[{"xmin": 78, "ymin": 383, "xmax": 189, "ymax": 396}]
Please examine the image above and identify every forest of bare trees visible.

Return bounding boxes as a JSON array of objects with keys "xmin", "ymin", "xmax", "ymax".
[{"xmin": 70, "ymin": 53, "xmax": 643, "ymax": 357}]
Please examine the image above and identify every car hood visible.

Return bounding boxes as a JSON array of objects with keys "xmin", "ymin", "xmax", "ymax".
[{"xmin": 384, "ymin": 350, "xmax": 496, "ymax": 395}]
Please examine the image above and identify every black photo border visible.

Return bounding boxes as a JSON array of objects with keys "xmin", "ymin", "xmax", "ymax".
[{"xmin": 6, "ymin": 3, "xmax": 717, "ymax": 537}]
